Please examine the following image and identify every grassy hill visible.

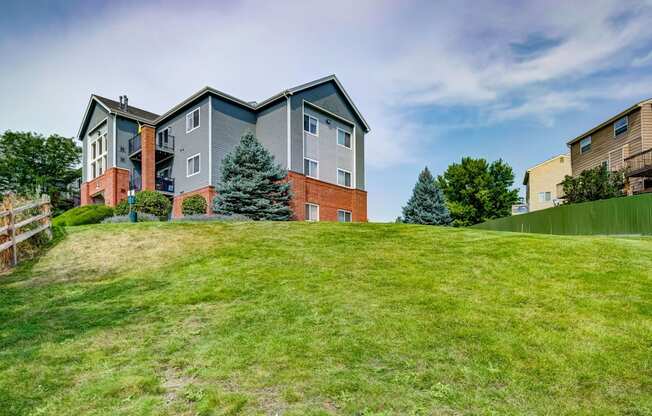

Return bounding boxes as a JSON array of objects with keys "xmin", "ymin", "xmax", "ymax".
[{"xmin": 1, "ymin": 222, "xmax": 650, "ymax": 415}]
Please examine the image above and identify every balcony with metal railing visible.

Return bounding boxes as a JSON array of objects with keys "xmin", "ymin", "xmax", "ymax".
[
  {"xmin": 624, "ymin": 148, "xmax": 652, "ymax": 177},
  {"xmin": 130, "ymin": 173, "xmax": 175, "ymax": 194},
  {"xmin": 128, "ymin": 133, "xmax": 175, "ymax": 160}
]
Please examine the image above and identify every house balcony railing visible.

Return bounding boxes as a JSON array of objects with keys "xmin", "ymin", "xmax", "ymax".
[
  {"xmin": 130, "ymin": 174, "xmax": 175, "ymax": 194},
  {"xmin": 128, "ymin": 134, "xmax": 175, "ymax": 158},
  {"xmin": 155, "ymin": 176, "xmax": 175, "ymax": 194},
  {"xmin": 624, "ymin": 149, "xmax": 652, "ymax": 177}
]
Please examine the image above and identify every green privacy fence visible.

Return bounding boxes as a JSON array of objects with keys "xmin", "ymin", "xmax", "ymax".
[{"xmin": 473, "ymin": 193, "xmax": 652, "ymax": 235}]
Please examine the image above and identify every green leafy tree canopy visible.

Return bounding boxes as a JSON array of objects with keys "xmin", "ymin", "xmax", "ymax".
[
  {"xmin": 437, "ymin": 157, "xmax": 519, "ymax": 226},
  {"xmin": 402, "ymin": 167, "xmax": 452, "ymax": 225},
  {"xmin": 0, "ymin": 131, "xmax": 81, "ymax": 211},
  {"xmin": 213, "ymin": 132, "xmax": 293, "ymax": 221},
  {"xmin": 560, "ymin": 164, "xmax": 624, "ymax": 204}
]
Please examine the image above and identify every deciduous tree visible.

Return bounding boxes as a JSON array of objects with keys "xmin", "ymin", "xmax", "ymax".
[{"xmin": 437, "ymin": 157, "xmax": 519, "ymax": 226}]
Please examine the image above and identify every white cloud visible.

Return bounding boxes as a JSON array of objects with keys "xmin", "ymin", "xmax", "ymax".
[{"xmin": 1, "ymin": 0, "xmax": 652, "ymax": 171}]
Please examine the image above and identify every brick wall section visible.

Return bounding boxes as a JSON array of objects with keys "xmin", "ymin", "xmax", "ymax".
[
  {"xmin": 288, "ymin": 171, "xmax": 367, "ymax": 222},
  {"xmin": 141, "ymin": 125, "xmax": 156, "ymax": 191},
  {"xmin": 80, "ymin": 167, "xmax": 130, "ymax": 207},
  {"xmin": 170, "ymin": 174, "xmax": 367, "ymax": 222},
  {"xmin": 172, "ymin": 186, "xmax": 216, "ymax": 218}
]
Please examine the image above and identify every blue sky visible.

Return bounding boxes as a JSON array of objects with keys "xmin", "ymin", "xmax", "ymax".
[{"xmin": 2, "ymin": 0, "xmax": 652, "ymax": 221}]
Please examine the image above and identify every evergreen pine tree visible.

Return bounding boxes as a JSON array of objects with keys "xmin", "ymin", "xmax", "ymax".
[
  {"xmin": 213, "ymin": 132, "xmax": 293, "ymax": 220},
  {"xmin": 402, "ymin": 167, "xmax": 452, "ymax": 225}
]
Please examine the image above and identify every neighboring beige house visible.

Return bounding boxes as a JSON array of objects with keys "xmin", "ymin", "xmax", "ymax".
[
  {"xmin": 566, "ymin": 98, "xmax": 652, "ymax": 194},
  {"xmin": 523, "ymin": 154, "xmax": 571, "ymax": 212}
]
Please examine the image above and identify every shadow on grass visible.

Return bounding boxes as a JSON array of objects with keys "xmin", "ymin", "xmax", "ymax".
[{"xmin": 0, "ymin": 276, "xmax": 168, "ymax": 350}]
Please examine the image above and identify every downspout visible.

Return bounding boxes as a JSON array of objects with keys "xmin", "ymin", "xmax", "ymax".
[
  {"xmin": 285, "ymin": 91, "xmax": 292, "ymax": 171},
  {"xmin": 209, "ymin": 95, "xmax": 213, "ymax": 186}
]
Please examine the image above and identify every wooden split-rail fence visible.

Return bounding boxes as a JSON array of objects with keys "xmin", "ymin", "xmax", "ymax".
[{"xmin": 0, "ymin": 195, "xmax": 52, "ymax": 267}]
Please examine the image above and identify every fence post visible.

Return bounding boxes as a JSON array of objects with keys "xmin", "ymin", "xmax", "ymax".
[
  {"xmin": 41, "ymin": 194, "xmax": 52, "ymax": 240},
  {"xmin": 3, "ymin": 196, "xmax": 17, "ymax": 267}
]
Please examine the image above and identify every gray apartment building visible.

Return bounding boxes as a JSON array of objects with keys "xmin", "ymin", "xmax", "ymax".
[{"xmin": 77, "ymin": 75, "xmax": 370, "ymax": 221}]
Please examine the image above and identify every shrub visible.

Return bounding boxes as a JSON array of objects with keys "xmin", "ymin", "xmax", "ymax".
[
  {"xmin": 113, "ymin": 191, "xmax": 172, "ymax": 218},
  {"xmin": 53, "ymin": 205, "xmax": 114, "ymax": 227},
  {"xmin": 561, "ymin": 165, "xmax": 625, "ymax": 204},
  {"xmin": 101, "ymin": 212, "xmax": 160, "ymax": 223},
  {"xmin": 172, "ymin": 213, "xmax": 251, "ymax": 222},
  {"xmin": 114, "ymin": 199, "xmax": 129, "ymax": 216},
  {"xmin": 182, "ymin": 195, "xmax": 208, "ymax": 216}
]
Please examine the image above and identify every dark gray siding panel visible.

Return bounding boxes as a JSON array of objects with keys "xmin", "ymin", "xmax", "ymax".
[
  {"xmin": 211, "ymin": 96, "xmax": 257, "ymax": 186},
  {"xmin": 115, "ymin": 116, "xmax": 138, "ymax": 171},
  {"xmin": 255, "ymin": 99, "xmax": 287, "ymax": 169},
  {"xmin": 289, "ymin": 81, "xmax": 366, "ymax": 190},
  {"xmin": 158, "ymin": 96, "xmax": 211, "ymax": 194},
  {"xmin": 356, "ymin": 129, "xmax": 365, "ymax": 190}
]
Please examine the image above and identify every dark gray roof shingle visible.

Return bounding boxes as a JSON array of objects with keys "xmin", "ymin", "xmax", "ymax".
[{"xmin": 94, "ymin": 95, "xmax": 159, "ymax": 122}]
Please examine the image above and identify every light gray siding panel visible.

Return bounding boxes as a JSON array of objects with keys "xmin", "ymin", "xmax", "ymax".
[
  {"xmin": 80, "ymin": 104, "xmax": 109, "ymax": 182},
  {"xmin": 289, "ymin": 81, "xmax": 366, "ymax": 190},
  {"xmin": 302, "ymin": 106, "xmax": 354, "ymax": 185},
  {"xmin": 303, "ymin": 132, "xmax": 319, "ymax": 161},
  {"xmin": 255, "ymin": 100, "xmax": 288, "ymax": 169},
  {"xmin": 211, "ymin": 96, "xmax": 257, "ymax": 186},
  {"xmin": 158, "ymin": 97, "xmax": 211, "ymax": 194}
]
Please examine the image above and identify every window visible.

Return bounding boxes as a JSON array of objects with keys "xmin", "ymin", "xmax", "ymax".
[
  {"xmin": 580, "ymin": 136, "xmax": 592, "ymax": 154},
  {"xmin": 337, "ymin": 128, "xmax": 351, "ymax": 148},
  {"xmin": 337, "ymin": 209, "xmax": 352, "ymax": 222},
  {"xmin": 158, "ymin": 128, "xmax": 170, "ymax": 147},
  {"xmin": 304, "ymin": 158, "xmax": 318, "ymax": 178},
  {"xmin": 157, "ymin": 167, "xmax": 171, "ymax": 178},
  {"xmin": 187, "ymin": 153, "xmax": 200, "ymax": 177},
  {"xmin": 337, "ymin": 169, "xmax": 352, "ymax": 187},
  {"xmin": 305, "ymin": 203, "xmax": 319, "ymax": 221},
  {"xmin": 538, "ymin": 192, "xmax": 551, "ymax": 202},
  {"xmin": 186, "ymin": 108, "xmax": 200, "ymax": 133},
  {"xmin": 88, "ymin": 130, "xmax": 107, "ymax": 179},
  {"xmin": 614, "ymin": 116, "xmax": 628, "ymax": 136},
  {"xmin": 303, "ymin": 114, "xmax": 318, "ymax": 135},
  {"xmin": 602, "ymin": 160, "xmax": 610, "ymax": 170}
]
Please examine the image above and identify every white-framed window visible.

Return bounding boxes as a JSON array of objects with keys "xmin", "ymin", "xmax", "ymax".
[
  {"xmin": 337, "ymin": 209, "xmax": 352, "ymax": 222},
  {"xmin": 186, "ymin": 108, "xmax": 200, "ymax": 133},
  {"xmin": 305, "ymin": 203, "xmax": 319, "ymax": 221},
  {"xmin": 601, "ymin": 160, "xmax": 610, "ymax": 170},
  {"xmin": 538, "ymin": 192, "xmax": 552, "ymax": 202},
  {"xmin": 337, "ymin": 168, "xmax": 352, "ymax": 188},
  {"xmin": 187, "ymin": 153, "xmax": 200, "ymax": 177},
  {"xmin": 337, "ymin": 128, "xmax": 351, "ymax": 148},
  {"xmin": 304, "ymin": 158, "xmax": 319, "ymax": 178},
  {"xmin": 580, "ymin": 136, "xmax": 592, "ymax": 154},
  {"xmin": 303, "ymin": 114, "xmax": 318, "ymax": 135},
  {"xmin": 88, "ymin": 130, "xmax": 107, "ymax": 180},
  {"xmin": 614, "ymin": 116, "xmax": 628, "ymax": 136}
]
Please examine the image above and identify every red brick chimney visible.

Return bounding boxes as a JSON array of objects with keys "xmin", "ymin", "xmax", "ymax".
[{"xmin": 140, "ymin": 125, "xmax": 156, "ymax": 191}]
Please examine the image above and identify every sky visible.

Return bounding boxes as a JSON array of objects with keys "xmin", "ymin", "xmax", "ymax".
[{"xmin": 2, "ymin": 0, "xmax": 652, "ymax": 221}]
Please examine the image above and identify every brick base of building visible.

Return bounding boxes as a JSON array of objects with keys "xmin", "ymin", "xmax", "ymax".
[
  {"xmin": 172, "ymin": 186, "xmax": 217, "ymax": 218},
  {"xmin": 82, "ymin": 171, "xmax": 367, "ymax": 222},
  {"xmin": 287, "ymin": 171, "xmax": 367, "ymax": 222},
  {"xmin": 80, "ymin": 167, "xmax": 130, "ymax": 207}
]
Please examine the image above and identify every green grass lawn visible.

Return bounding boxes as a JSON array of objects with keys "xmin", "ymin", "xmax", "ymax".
[{"xmin": 1, "ymin": 222, "xmax": 650, "ymax": 415}]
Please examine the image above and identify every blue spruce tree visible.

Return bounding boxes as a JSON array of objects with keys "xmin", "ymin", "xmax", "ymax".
[
  {"xmin": 213, "ymin": 132, "xmax": 293, "ymax": 220},
  {"xmin": 402, "ymin": 167, "xmax": 452, "ymax": 225}
]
